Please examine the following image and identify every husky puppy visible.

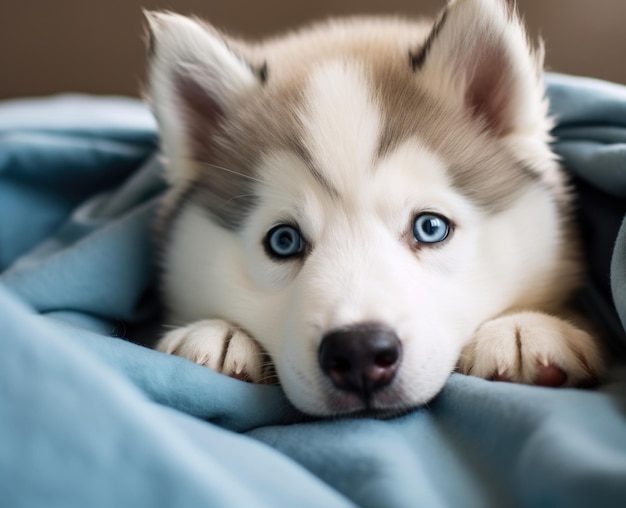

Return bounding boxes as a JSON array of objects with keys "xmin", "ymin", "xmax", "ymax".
[{"xmin": 146, "ymin": 0, "xmax": 603, "ymax": 417}]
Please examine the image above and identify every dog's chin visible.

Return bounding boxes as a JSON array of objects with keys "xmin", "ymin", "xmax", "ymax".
[
  {"xmin": 306, "ymin": 397, "xmax": 422, "ymax": 420},
  {"xmin": 282, "ymin": 382, "xmax": 439, "ymax": 420},
  {"xmin": 276, "ymin": 361, "xmax": 450, "ymax": 418},
  {"xmin": 331, "ymin": 405, "xmax": 416, "ymax": 420}
]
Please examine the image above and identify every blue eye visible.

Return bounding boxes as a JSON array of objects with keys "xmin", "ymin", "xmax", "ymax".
[
  {"xmin": 413, "ymin": 213, "xmax": 450, "ymax": 244},
  {"xmin": 265, "ymin": 225, "xmax": 304, "ymax": 259}
]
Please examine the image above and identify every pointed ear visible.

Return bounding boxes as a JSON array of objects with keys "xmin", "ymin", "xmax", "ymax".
[
  {"xmin": 144, "ymin": 11, "xmax": 260, "ymax": 181},
  {"xmin": 412, "ymin": 0, "xmax": 548, "ymax": 139}
]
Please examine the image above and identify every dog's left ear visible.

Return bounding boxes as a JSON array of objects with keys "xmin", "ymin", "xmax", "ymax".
[
  {"xmin": 413, "ymin": 0, "xmax": 549, "ymax": 139},
  {"xmin": 144, "ymin": 11, "xmax": 262, "ymax": 182}
]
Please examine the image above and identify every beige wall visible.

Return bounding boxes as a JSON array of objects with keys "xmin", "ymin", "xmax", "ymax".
[{"xmin": 1, "ymin": 0, "xmax": 625, "ymax": 100}]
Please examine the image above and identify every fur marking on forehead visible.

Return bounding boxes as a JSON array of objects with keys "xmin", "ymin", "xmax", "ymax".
[{"xmin": 299, "ymin": 60, "xmax": 381, "ymax": 197}]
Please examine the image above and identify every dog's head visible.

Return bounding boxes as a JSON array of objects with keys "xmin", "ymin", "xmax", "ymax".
[{"xmin": 147, "ymin": 0, "xmax": 572, "ymax": 416}]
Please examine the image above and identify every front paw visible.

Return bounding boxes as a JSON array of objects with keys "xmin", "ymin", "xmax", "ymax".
[
  {"xmin": 156, "ymin": 319, "xmax": 273, "ymax": 383},
  {"xmin": 458, "ymin": 312, "xmax": 604, "ymax": 387}
]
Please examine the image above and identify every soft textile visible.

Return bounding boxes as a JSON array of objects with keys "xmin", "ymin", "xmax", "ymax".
[{"xmin": 1, "ymin": 75, "xmax": 626, "ymax": 507}]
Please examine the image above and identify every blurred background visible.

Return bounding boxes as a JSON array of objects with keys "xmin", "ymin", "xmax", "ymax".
[{"xmin": 1, "ymin": 0, "xmax": 625, "ymax": 100}]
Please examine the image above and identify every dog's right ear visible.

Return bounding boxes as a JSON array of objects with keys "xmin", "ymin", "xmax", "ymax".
[{"xmin": 144, "ymin": 11, "xmax": 260, "ymax": 182}]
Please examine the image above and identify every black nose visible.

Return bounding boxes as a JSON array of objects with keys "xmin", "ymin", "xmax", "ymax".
[{"xmin": 318, "ymin": 323, "xmax": 402, "ymax": 402}]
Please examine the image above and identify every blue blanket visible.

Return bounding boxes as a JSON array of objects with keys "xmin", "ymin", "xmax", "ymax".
[{"xmin": 2, "ymin": 75, "xmax": 626, "ymax": 507}]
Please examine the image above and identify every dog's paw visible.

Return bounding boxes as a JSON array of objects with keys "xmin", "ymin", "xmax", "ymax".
[
  {"xmin": 156, "ymin": 319, "xmax": 272, "ymax": 383},
  {"xmin": 458, "ymin": 312, "xmax": 603, "ymax": 387}
]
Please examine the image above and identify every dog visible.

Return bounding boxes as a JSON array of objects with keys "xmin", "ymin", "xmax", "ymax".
[{"xmin": 145, "ymin": 0, "xmax": 604, "ymax": 417}]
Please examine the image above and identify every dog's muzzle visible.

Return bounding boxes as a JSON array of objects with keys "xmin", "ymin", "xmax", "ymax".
[{"xmin": 318, "ymin": 323, "xmax": 402, "ymax": 404}]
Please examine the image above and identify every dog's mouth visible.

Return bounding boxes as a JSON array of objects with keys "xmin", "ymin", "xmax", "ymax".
[
  {"xmin": 345, "ymin": 407, "xmax": 413, "ymax": 420},
  {"xmin": 272, "ymin": 363, "xmax": 415, "ymax": 418},
  {"xmin": 316, "ymin": 387, "xmax": 415, "ymax": 420}
]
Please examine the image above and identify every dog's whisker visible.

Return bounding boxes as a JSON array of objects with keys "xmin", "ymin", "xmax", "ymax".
[
  {"xmin": 192, "ymin": 159, "xmax": 265, "ymax": 185},
  {"xmin": 305, "ymin": 321, "xmax": 323, "ymax": 333},
  {"xmin": 219, "ymin": 193, "xmax": 257, "ymax": 208}
]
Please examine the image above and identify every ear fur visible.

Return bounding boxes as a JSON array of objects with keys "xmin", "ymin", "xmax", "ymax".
[
  {"xmin": 144, "ymin": 11, "xmax": 259, "ymax": 182},
  {"xmin": 413, "ymin": 0, "xmax": 550, "ymax": 140}
]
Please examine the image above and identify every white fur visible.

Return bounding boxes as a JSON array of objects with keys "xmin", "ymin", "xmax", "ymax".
[
  {"xmin": 158, "ymin": 319, "xmax": 267, "ymax": 381},
  {"xmin": 300, "ymin": 61, "xmax": 381, "ymax": 192},
  {"xmin": 459, "ymin": 312, "xmax": 603, "ymax": 384},
  {"xmin": 152, "ymin": 0, "xmax": 604, "ymax": 417}
]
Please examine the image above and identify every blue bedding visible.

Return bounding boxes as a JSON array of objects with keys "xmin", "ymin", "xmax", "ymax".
[{"xmin": 2, "ymin": 75, "xmax": 626, "ymax": 507}]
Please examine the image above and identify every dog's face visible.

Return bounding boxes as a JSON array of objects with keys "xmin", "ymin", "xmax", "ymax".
[{"xmin": 148, "ymin": 0, "xmax": 569, "ymax": 416}]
